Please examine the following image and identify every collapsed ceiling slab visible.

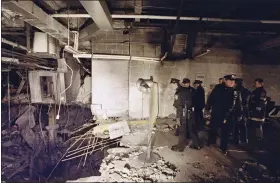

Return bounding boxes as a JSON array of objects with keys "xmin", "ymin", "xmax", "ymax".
[
  {"xmin": 2, "ymin": 1, "xmax": 74, "ymax": 45},
  {"xmin": 79, "ymin": 0, "xmax": 113, "ymax": 30}
]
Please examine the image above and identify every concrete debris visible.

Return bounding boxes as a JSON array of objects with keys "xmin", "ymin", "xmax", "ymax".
[
  {"xmin": 156, "ymin": 123, "xmax": 176, "ymax": 132},
  {"xmin": 238, "ymin": 159, "xmax": 280, "ymax": 182},
  {"xmin": 2, "ymin": 140, "xmax": 14, "ymax": 147},
  {"xmin": 68, "ymin": 147, "xmax": 179, "ymax": 182},
  {"xmin": 155, "ymin": 118, "xmax": 176, "ymax": 132},
  {"xmin": 120, "ymin": 124, "xmax": 150, "ymax": 147},
  {"xmin": 2, "ymin": 130, "xmax": 9, "ymax": 135}
]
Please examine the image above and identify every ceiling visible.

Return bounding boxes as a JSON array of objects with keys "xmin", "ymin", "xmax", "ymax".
[{"xmin": 1, "ymin": 0, "xmax": 280, "ymax": 56}]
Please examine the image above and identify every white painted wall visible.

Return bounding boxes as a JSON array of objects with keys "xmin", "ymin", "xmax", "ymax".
[{"xmin": 91, "ymin": 60, "xmax": 129, "ymax": 118}]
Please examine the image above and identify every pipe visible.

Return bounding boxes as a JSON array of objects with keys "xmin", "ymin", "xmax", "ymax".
[
  {"xmin": 1, "ymin": 32, "xmax": 25, "ymax": 35},
  {"xmin": 74, "ymin": 54, "xmax": 161, "ymax": 63},
  {"xmin": 51, "ymin": 14, "xmax": 280, "ymax": 24},
  {"xmin": 1, "ymin": 38, "xmax": 28, "ymax": 50},
  {"xmin": 195, "ymin": 49, "xmax": 211, "ymax": 58}
]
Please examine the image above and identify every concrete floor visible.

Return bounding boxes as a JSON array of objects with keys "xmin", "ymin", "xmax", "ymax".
[
  {"xmin": 153, "ymin": 118, "xmax": 280, "ymax": 182},
  {"xmin": 153, "ymin": 118, "xmax": 240, "ymax": 182}
]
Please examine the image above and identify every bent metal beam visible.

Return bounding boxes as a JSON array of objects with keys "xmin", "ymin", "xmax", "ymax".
[{"xmin": 2, "ymin": 1, "xmax": 74, "ymax": 45}]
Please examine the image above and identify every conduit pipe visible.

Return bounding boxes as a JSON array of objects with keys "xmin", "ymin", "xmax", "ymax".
[
  {"xmin": 1, "ymin": 38, "xmax": 28, "ymax": 50},
  {"xmin": 51, "ymin": 14, "xmax": 280, "ymax": 24},
  {"xmin": 73, "ymin": 54, "xmax": 161, "ymax": 63}
]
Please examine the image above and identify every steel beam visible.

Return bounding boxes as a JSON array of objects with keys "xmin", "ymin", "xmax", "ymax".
[
  {"xmin": 2, "ymin": 1, "xmax": 74, "ymax": 45},
  {"xmin": 135, "ymin": 0, "xmax": 142, "ymax": 22},
  {"xmin": 79, "ymin": 23, "xmax": 100, "ymax": 42},
  {"xmin": 80, "ymin": 0, "xmax": 113, "ymax": 30}
]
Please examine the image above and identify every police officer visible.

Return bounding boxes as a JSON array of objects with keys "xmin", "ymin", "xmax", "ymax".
[
  {"xmin": 193, "ymin": 80, "xmax": 205, "ymax": 130},
  {"xmin": 205, "ymin": 74, "xmax": 243, "ymax": 155},
  {"xmin": 219, "ymin": 77, "xmax": 224, "ymax": 84},
  {"xmin": 249, "ymin": 78, "xmax": 267, "ymax": 141},
  {"xmin": 234, "ymin": 78, "xmax": 251, "ymax": 144},
  {"xmin": 171, "ymin": 78, "xmax": 186, "ymax": 136},
  {"xmin": 172, "ymin": 78, "xmax": 201, "ymax": 151}
]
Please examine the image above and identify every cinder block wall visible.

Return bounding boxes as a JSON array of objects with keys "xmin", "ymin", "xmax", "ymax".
[
  {"xmin": 129, "ymin": 49, "xmax": 280, "ymax": 118},
  {"xmin": 91, "ymin": 28, "xmax": 163, "ymax": 57},
  {"xmin": 91, "ymin": 49, "xmax": 280, "ymax": 119},
  {"xmin": 90, "ymin": 29, "xmax": 280, "ymax": 119}
]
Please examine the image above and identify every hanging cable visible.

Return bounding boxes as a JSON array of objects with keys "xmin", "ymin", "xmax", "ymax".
[
  {"xmin": 67, "ymin": 5, "xmax": 70, "ymax": 46},
  {"xmin": 56, "ymin": 58, "xmax": 73, "ymax": 119},
  {"xmin": 7, "ymin": 68, "xmax": 11, "ymax": 129}
]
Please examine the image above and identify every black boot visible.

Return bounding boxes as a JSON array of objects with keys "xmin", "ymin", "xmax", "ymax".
[
  {"xmin": 175, "ymin": 127, "xmax": 180, "ymax": 136},
  {"xmin": 171, "ymin": 145, "xmax": 184, "ymax": 152},
  {"xmin": 189, "ymin": 145, "xmax": 201, "ymax": 150}
]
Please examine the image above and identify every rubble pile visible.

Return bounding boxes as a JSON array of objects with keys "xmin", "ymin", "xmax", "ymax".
[
  {"xmin": 155, "ymin": 118, "xmax": 176, "ymax": 132},
  {"xmin": 238, "ymin": 159, "xmax": 280, "ymax": 182},
  {"xmin": 68, "ymin": 147, "xmax": 179, "ymax": 182},
  {"xmin": 1, "ymin": 104, "xmax": 96, "ymax": 181},
  {"xmin": 1, "ymin": 131, "xmax": 32, "ymax": 180}
]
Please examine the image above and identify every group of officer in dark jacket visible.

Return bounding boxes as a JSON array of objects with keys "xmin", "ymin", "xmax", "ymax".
[{"xmin": 171, "ymin": 75, "xmax": 267, "ymax": 155}]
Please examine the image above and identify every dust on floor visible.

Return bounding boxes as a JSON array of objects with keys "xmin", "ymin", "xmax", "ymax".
[{"xmin": 68, "ymin": 118, "xmax": 240, "ymax": 182}]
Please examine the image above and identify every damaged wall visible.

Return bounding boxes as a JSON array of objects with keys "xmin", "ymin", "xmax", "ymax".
[
  {"xmin": 64, "ymin": 53, "xmax": 92, "ymax": 104},
  {"xmin": 64, "ymin": 53, "xmax": 81, "ymax": 103},
  {"xmin": 91, "ymin": 48, "xmax": 280, "ymax": 119},
  {"xmin": 88, "ymin": 28, "xmax": 280, "ymax": 118}
]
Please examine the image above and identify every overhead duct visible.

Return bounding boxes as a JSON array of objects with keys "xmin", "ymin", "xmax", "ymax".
[
  {"xmin": 171, "ymin": 34, "xmax": 188, "ymax": 56},
  {"xmin": 2, "ymin": 1, "xmax": 74, "ymax": 45},
  {"xmin": 30, "ymin": 32, "xmax": 59, "ymax": 59},
  {"xmin": 1, "ymin": 38, "xmax": 27, "ymax": 51}
]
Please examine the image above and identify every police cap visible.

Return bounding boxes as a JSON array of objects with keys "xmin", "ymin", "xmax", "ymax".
[
  {"xmin": 224, "ymin": 74, "xmax": 236, "ymax": 80},
  {"xmin": 194, "ymin": 80, "xmax": 203, "ymax": 84},
  {"xmin": 182, "ymin": 78, "xmax": 190, "ymax": 84},
  {"xmin": 254, "ymin": 78, "xmax": 264, "ymax": 83}
]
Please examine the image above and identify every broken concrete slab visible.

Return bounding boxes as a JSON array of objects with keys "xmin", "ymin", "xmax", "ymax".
[{"xmin": 69, "ymin": 146, "xmax": 179, "ymax": 182}]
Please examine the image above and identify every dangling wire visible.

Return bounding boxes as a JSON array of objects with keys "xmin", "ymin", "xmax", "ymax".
[
  {"xmin": 67, "ymin": 5, "xmax": 70, "ymax": 46},
  {"xmin": 7, "ymin": 67, "xmax": 11, "ymax": 129}
]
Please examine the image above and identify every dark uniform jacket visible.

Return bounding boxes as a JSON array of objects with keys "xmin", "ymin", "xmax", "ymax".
[
  {"xmin": 194, "ymin": 85, "xmax": 205, "ymax": 110},
  {"xmin": 236, "ymin": 86, "xmax": 251, "ymax": 118},
  {"xmin": 249, "ymin": 87, "xmax": 267, "ymax": 120},
  {"xmin": 173, "ymin": 85, "xmax": 195, "ymax": 109},
  {"xmin": 205, "ymin": 84, "xmax": 243, "ymax": 127}
]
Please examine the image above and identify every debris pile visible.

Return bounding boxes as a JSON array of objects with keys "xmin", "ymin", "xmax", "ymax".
[
  {"xmin": 238, "ymin": 159, "xmax": 280, "ymax": 182},
  {"xmin": 155, "ymin": 118, "xmax": 176, "ymax": 132},
  {"xmin": 68, "ymin": 147, "xmax": 179, "ymax": 182},
  {"xmin": 1, "ymin": 104, "xmax": 97, "ymax": 182},
  {"xmin": 1, "ymin": 131, "xmax": 32, "ymax": 180}
]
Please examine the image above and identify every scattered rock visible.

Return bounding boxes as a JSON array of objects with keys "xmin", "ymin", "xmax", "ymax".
[
  {"xmin": 193, "ymin": 162, "xmax": 203, "ymax": 169},
  {"xmin": 92, "ymin": 147, "xmax": 179, "ymax": 182},
  {"xmin": 2, "ymin": 140, "xmax": 14, "ymax": 147}
]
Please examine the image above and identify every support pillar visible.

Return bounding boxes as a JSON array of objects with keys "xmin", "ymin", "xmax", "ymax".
[{"xmin": 46, "ymin": 106, "xmax": 59, "ymax": 150}]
